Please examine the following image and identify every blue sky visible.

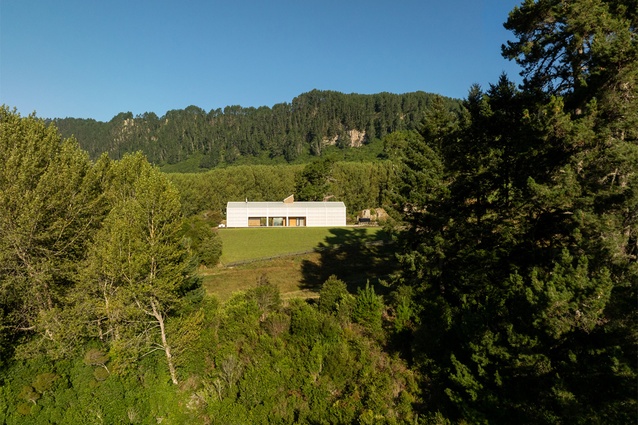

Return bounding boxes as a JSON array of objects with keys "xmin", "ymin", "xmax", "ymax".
[{"xmin": 1, "ymin": 0, "xmax": 523, "ymax": 121}]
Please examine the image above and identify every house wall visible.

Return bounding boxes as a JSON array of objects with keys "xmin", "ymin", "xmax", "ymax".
[{"xmin": 226, "ymin": 202, "xmax": 346, "ymax": 227}]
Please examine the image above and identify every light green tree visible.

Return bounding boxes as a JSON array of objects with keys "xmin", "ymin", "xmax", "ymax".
[
  {"xmin": 77, "ymin": 153, "xmax": 195, "ymax": 384},
  {"xmin": 0, "ymin": 107, "xmax": 108, "ymax": 361}
]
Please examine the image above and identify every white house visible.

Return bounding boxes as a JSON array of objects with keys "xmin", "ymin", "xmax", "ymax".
[{"xmin": 226, "ymin": 195, "xmax": 346, "ymax": 227}]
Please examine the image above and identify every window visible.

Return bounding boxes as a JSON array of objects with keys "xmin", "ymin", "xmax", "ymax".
[
  {"xmin": 269, "ymin": 217, "xmax": 285, "ymax": 227},
  {"xmin": 248, "ymin": 217, "xmax": 268, "ymax": 227}
]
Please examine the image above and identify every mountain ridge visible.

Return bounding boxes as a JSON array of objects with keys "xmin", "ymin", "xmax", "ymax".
[{"xmin": 53, "ymin": 89, "xmax": 461, "ymax": 168}]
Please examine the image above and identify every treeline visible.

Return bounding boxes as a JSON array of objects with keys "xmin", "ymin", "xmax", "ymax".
[
  {"xmin": 54, "ymin": 90, "xmax": 459, "ymax": 167},
  {"xmin": 167, "ymin": 160, "xmax": 395, "ymax": 218}
]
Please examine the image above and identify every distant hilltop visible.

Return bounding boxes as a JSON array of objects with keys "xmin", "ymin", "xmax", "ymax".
[{"xmin": 53, "ymin": 90, "xmax": 461, "ymax": 169}]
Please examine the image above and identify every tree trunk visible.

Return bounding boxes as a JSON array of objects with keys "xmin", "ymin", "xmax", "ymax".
[{"xmin": 150, "ymin": 299, "xmax": 178, "ymax": 385}]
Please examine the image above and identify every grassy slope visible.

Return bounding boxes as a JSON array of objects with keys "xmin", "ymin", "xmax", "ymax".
[
  {"xmin": 200, "ymin": 253, "xmax": 322, "ymax": 302},
  {"xmin": 204, "ymin": 226, "xmax": 396, "ymax": 302}
]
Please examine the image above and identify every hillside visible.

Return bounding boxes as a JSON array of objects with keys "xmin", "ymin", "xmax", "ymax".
[{"xmin": 54, "ymin": 90, "xmax": 460, "ymax": 168}]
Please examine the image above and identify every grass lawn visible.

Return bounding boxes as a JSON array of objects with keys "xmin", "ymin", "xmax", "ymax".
[{"xmin": 217, "ymin": 226, "xmax": 384, "ymax": 265}]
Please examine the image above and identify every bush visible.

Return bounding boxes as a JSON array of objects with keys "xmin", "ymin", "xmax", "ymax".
[
  {"xmin": 182, "ymin": 214, "xmax": 223, "ymax": 267},
  {"xmin": 318, "ymin": 275, "xmax": 348, "ymax": 314},
  {"xmin": 353, "ymin": 282, "xmax": 384, "ymax": 337},
  {"xmin": 247, "ymin": 275, "xmax": 282, "ymax": 320}
]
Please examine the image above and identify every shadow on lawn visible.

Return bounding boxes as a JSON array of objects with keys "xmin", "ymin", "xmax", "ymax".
[{"xmin": 300, "ymin": 227, "xmax": 400, "ymax": 295}]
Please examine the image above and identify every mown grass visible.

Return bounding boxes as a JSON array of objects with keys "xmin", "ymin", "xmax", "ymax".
[
  {"xmin": 204, "ymin": 226, "xmax": 395, "ymax": 302},
  {"xmin": 217, "ymin": 226, "xmax": 383, "ymax": 264}
]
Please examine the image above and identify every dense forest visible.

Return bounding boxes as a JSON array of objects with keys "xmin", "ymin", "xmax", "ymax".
[
  {"xmin": 1, "ymin": 0, "xmax": 637, "ymax": 423},
  {"xmin": 53, "ymin": 91, "xmax": 460, "ymax": 168}
]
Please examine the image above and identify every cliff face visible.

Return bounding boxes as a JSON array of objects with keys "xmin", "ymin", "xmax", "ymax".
[
  {"xmin": 322, "ymin": 129, "xmax": 366, "ymax": 148},
  {"xmin": 348, "ymin": 129, "xmax": 366, "ymax": 147}
]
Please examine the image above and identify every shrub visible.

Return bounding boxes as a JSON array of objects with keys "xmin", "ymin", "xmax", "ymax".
[
  {"xmin": 182, "ymin": 215, "xmax": 223, "ymax": 267},
  {"xmin": 318, "ymin": 275, "xmax": 348, "ymax": 314},
  {"xmin": 353, "ymin": 282, "xmax": 384, "ymax": 337}
]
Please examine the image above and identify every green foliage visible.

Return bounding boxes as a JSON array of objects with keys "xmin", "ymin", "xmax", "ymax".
[
  {"xmin": 0, "ymin": 114, "xmax": 200, "ymax": 382},
  {"xmin": 83, "ymin": 348, "xmax": 108, "ymax": 368},
  {"xmin": 182, "ymin": 213, "xmax": 223, "ymax": 267},
  {"xmin": 295, "ymin": 156, "xmax": 335, "ymax": 201},
  {"xmin": 18, "ymin": 385, "xmax": 40, "ymax": 405},
  {"xmin": 73, "ymin": 153, "xmax": 195, "ymax": 383},
  {"xmin": 54, "ymin": 90, "xmax": 459, "ymax": 166},
  {"xmin": 318, "ymin": 275, "xmax": 349, "ymax": 314},
  {"xmin": 353, "ymin": 282, "xmax": 385, "ymax": 337},
  {"xmin": 527, "ymin": 250, "xmax": 614, "ymax": 339},
  {"xmin": 0, "ymin": 107, "xmax": 109, "ymax": 361},
  {"xmin": 503, "ymin": 0, "xmax": 638, "ymax": 129},
  {"xmin": 330, "ymin": 160, "xmax": 394, "ymax": 215},
  {"xmin": 393, "ymin": 2, "xmax": 638, "ymax": 422},
  {"xmin": 389, "ymin": 285, "xmax": 418, "ymax": 333},
  {"xmin": 1, "ymin": 282, "xmax": 418, "ymax": 425},
  {"xmin": 31, "ymin": 372, "xmax": 58, "ymax": 394},
  {"xmin": 383, "ymin": 130, "xmax": 447, "ymax": 226},
  {"xmin": 197, "ymin": 232, "xmax": 223, "ymax": 267},
  {"xmin": 167, "ymin": 163, "xmax": 302, "ymax": 216},
  {"xmin": 168, "ymin": 160, "xmax": 394, "ymax": 220}
]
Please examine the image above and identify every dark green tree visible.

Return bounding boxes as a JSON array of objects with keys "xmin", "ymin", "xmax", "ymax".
[
  {"xmin": 55, "ymin": 91, "xmax": 460, "ymax": 166},
  {"xmin": 420, "ymin": 94, "xmax": 461, "ymax": 155},
  {"xmin": 384, "ymin": 130, "xmax": 447, "ymax": 227},
  {"xmin": 181, "ymin": 214, "xmax": 223, "ymax": 267},
  {"xmin": 295, "ymin": 156, "xmax": 335, "ymax": 201},
  {"xmin": 397, "ymin": 1, "xmax": 637, "ymax": 422},
  {"xmin": 318, "ymin": 275, "xmax": 349, "ymax": 315}
]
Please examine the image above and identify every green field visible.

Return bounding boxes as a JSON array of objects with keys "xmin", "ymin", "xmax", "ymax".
[
  {"xmin": 217, "ymin": 226, "xmax": 383, "ymax": 264},
  {"xmin": 204, "ymin": 226, "xmax": 397, "ymax": 302}
]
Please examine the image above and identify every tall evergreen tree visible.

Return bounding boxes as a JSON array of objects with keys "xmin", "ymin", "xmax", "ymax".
[
  {"xmin": 295, "ymin": 157, "xmax": 336, "ymax": 201},
  {"xmin": 397, "ymin": 1, "xmax": 637, "ymax": 422}
]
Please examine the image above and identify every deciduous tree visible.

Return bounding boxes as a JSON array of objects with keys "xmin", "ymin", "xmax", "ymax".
[
  {"xmin": 76, "ymin": 153, "xmax": 195, "ymax": 383},
  {"xmin": 0, "ymin": 107, "xmax": 108, "ymax": 361}
]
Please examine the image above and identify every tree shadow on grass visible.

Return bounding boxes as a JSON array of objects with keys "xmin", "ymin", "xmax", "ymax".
[{"xmin": 300, "ymin": 227, "xmax": 400, "ymax": 295}]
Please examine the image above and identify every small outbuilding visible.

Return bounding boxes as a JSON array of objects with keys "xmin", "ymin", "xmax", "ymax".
[{"xmin": 226, "ymin": 195, "xmax": 346, "ymax": 228}]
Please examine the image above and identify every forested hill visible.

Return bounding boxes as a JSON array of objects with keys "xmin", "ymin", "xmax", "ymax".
[{"xmin": 54, "ymin": 90, "xmax": 460, "ymax": 168}]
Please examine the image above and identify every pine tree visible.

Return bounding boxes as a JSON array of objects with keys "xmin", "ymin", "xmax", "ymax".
[{"xmin": 398, "ymin": 1, "xmax": 637, "ymax": 422}]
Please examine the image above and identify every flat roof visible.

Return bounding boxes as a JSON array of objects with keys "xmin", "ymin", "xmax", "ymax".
[{"xmin": 227, "ymin": 201, "xmax": 345, "ymax": 209}]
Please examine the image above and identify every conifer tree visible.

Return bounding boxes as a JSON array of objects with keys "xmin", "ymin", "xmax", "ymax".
[{"xmin": 397, "ymin": 1, "xmax": 637, "ymax": 422}]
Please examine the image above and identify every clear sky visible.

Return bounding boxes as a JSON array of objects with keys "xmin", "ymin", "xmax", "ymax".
[{"xmin": 1, "ymin": 0, "xmax": 523, "ymax": 122}]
